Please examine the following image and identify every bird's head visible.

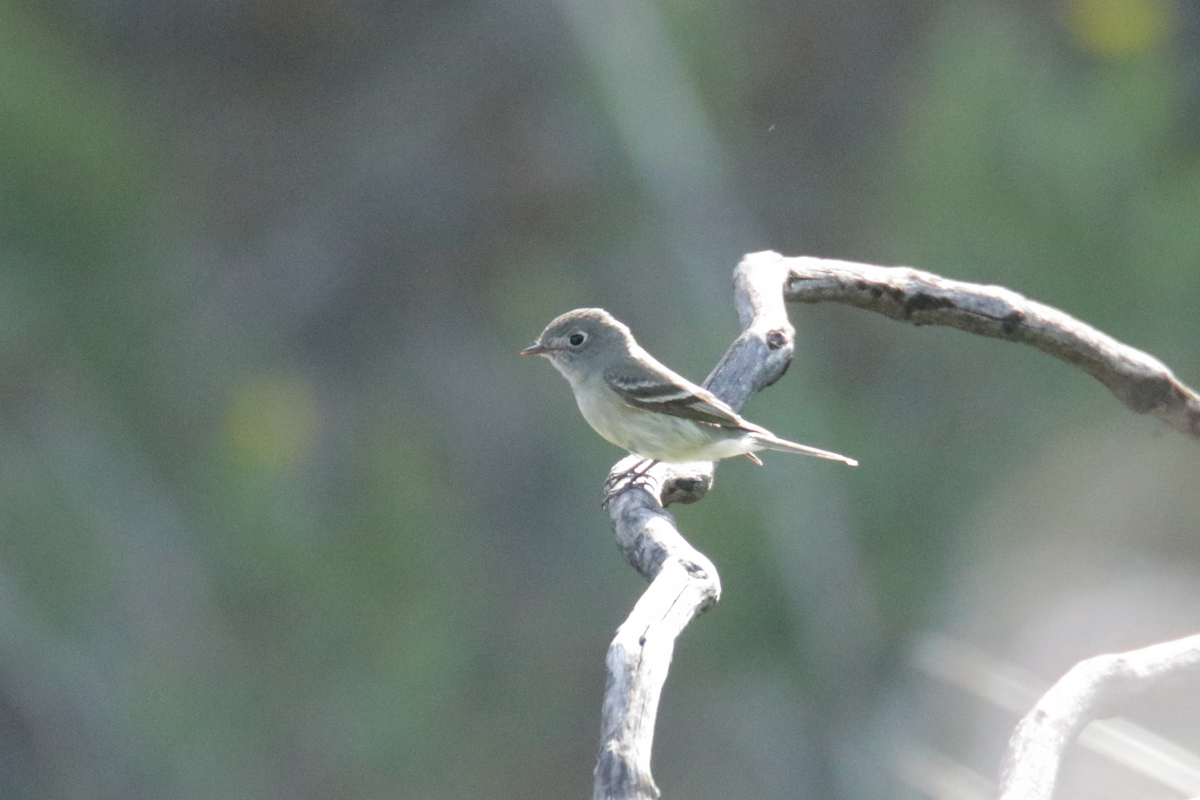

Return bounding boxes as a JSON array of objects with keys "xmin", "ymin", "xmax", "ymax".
[{"xmin": 520, "ymin": 308, "xmax": 633, "ymax": 377}]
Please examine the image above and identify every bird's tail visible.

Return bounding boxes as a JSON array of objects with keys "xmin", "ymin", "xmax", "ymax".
[{"xmin": 752, "ymin": 434, "xmax": 858, "ymax": 466}]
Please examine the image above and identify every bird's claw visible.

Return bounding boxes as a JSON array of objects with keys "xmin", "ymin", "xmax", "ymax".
[{"xmin": 602, "ymin": 459, "xmax": 659, "ymax": 505}]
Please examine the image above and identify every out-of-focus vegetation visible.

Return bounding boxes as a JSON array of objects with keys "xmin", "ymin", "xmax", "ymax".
[{"xmin": 1, "ymin": 0, "xmax": 1198, "ymax": 797}]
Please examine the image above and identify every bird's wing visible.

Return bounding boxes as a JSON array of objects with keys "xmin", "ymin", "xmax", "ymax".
[{"xmin": 603, "ymin": 359, "xmax": 748, "ymax": 429}]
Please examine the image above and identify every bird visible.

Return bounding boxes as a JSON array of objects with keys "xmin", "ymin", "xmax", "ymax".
[{"xmin": 520, "ymin": 308, "xmax": 856, "ymax": 468}]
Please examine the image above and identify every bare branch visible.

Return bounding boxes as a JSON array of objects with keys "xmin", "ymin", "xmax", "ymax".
[
  {"xmin": 997, "ymin": 634, "xmax": 1200, "ymax": 800},
  {"xmin": 594, "ymin": 253, "xmax": 801, "ymax": 799},
  {"xmin": 702, "ymin": 250, "xmax": 798, "ymax": 408},
  {"xmin": 772, "ymin": 252, "xmax": 1200, "ymax": 439},
  {"xmin": 913, "ymin": 633, "xmax": 1200, "ymax": 794},
  {"xmin": 595, "ymin": 459, "xmax": 719, "ymax": 800}
]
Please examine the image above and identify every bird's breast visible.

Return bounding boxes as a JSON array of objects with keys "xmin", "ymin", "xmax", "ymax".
[{"xmin": 574, "ymin": 385, "xmax": 641, "ymax": 451}]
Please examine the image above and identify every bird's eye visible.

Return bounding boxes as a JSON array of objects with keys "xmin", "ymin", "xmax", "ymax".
[{"xmin": 568, "ymin": 332, "xmax": 586, "ymax": 347}]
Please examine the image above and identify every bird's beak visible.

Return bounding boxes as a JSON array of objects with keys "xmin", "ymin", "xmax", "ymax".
[{"xmin": 519, "ymin": 342, "xmax": 549, "ymax": 356}]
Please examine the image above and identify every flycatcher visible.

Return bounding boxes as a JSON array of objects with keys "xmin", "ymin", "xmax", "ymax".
[{"xmin": 521, "ymin": 308, "xmax": 856, "ymax": 467}]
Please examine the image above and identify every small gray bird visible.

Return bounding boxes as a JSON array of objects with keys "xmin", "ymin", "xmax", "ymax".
[{"xmin": 520, "ymin": 308, "xmax": 856, "ymax": 467}]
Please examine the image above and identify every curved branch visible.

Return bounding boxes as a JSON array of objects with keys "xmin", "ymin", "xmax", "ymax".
[
  {"xmin": 998, "ymin": 634, "xmax": 1200, "ymax": 800},
  {"xmin": 773, "ymin": 252, "xmax": 1200, "ymax": 439},
  {"xmin": 594, "ymin": 253, "xmax": 801, "ymax": 800},
  {"xmin": 595, "ymin": 460, "xmax": 719, "ymax": 800},
  {"xmin": 764, "ymin": 251, "xmax": 1200, "ymax": 794}
]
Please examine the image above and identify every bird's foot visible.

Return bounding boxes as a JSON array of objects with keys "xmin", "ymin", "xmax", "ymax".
[{"xmin": 602, "ymin": 458, "xmax": 659, "ymax": 502}]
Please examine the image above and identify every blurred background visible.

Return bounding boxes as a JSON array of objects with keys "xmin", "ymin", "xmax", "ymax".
[{"xmin": 2, "ymin": 0, "xmax": 1199, "ymax": 797}]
